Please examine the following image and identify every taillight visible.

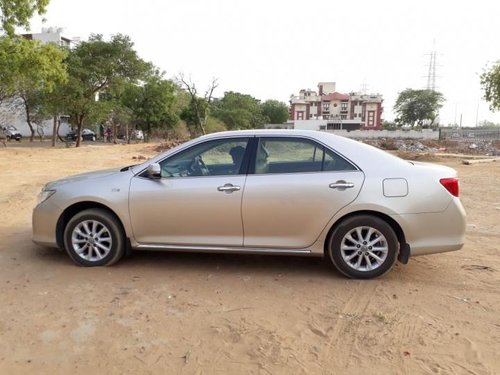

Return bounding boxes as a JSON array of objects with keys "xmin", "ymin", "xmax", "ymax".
[{"xmin": 440, "ymin": 178, "xmax": 459, "ymax": 197}]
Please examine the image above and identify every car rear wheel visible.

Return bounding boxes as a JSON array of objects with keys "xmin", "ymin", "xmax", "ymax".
[
  {"xmin": 63, "ymin": 208, "xmax": 125, "ymax": 266},
  {"xmin": 327, "ymin": 215, "xmax": 398, "ymax": 279}
]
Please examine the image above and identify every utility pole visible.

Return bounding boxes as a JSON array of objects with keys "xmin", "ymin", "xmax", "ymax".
[
  {"xmin": 454, "ymin": 103, "xmax": 458, "ymax": 127},
  {"xmin": 475, "ymin": 102, "xmax": 479, "ymax": 127},
  {"xmin": 426, "ymin": 50, "xmax": 436, "ymax": 91},
  {"xmin": 361, "ymin": 80, "xmax": 368, "ymax": 95}
]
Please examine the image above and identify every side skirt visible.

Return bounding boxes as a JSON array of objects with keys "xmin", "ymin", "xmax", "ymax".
[{"xmin": 133, "ymin": 243, "xmax": 317, "ymax": 256}]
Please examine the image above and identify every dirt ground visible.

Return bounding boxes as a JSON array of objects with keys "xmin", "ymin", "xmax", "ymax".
[{"xmin": 0, "ymin": 141, "xmax": 499, "ymax": 375}]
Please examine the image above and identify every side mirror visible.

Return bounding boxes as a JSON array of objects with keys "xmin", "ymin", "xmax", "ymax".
[{"xmin": 147, "ymin": 163, "xmax": 161, "ymax": 179}]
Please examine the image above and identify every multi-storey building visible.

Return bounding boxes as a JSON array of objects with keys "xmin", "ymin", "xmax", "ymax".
[
  {"xmin": 289, "ymin": 88, "xmax": 322, "ymax": 120},
  {"xmin": 348, "ymin": 93, "xmax": 383, "ymax": 129},
  {"xmin": 289, "ymin": 82, "xmax": 383, "ymax": 129}
]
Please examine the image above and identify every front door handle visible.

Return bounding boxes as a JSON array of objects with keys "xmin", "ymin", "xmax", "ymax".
[
  {"xmin": 217, "ymin": 184, "xmax": 241, "ymax": 193},
  {"xmin": 329, "ymin": 180, "xmax": 354, "ymax": 189}
]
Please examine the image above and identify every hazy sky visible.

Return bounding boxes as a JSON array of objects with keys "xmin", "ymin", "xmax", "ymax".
[{"xmin": 27, "ymin": 0, "xmax": 500, "ymax": 126}]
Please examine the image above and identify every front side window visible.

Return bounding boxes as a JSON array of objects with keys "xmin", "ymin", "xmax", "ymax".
[
  {"xmin": 159, "ymin": 138, "xmax": 249, "ymax": 178},
  {"xmin": 254, "ymin": 138, "xmax": 356, "ymax": 174}
]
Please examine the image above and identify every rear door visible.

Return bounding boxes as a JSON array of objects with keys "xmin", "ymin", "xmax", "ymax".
[{"xmin": 242, "ymin": 136, "xmax": 364, "ymax": 248}]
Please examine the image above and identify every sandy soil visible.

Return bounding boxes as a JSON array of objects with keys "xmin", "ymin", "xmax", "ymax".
[{"xmin": 0, "ymin": 141, "xmax": 499, "ymax": 374}]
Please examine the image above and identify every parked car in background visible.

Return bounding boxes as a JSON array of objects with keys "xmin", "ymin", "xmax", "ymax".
[
  {"xmin": 3, "ymin": 125, "xmax": 22, "ymax": 141},
  {"xmin": 132, "ymin": 129, "xmax": 144, "ymax": 140},
  {"xmin": 33, "ymin": 130, "xmax": 466, "ymax": 278},
  {"xmin": 66, "ymin": 128, "xmax": 96, "ymax": 142}
]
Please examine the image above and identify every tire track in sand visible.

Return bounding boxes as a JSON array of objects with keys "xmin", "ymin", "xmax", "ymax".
[{"xmin": 319, "ymin": 282, "xmax": 378, "ymax": 373}]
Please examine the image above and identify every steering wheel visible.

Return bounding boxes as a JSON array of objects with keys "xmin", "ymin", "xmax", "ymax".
[{"xmin": 190, "ymin": 155, "xmax": 209, "ymax": 176}]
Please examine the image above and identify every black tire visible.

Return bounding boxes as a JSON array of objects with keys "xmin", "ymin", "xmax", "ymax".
[
  {"xmin": 63, "ymin": 208, "xmax": 125, "ymax": 267},
  {"xmin": 327, "ymin": 215, "xmax": 398, "ymax": 279}
]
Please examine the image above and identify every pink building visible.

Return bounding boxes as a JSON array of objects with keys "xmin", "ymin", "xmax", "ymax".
[{"xmin": 289, "ymin": 82, "xmax": 383, "ymax": 129}]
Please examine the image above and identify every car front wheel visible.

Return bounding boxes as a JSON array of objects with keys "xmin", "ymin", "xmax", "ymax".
[
  {"xmin": 63, "ymin": 208, "xmax": 125, "ymax": 266},
  {"xmin": 327, "ymin": 215, "xmax": 398, "ymax": 279}
]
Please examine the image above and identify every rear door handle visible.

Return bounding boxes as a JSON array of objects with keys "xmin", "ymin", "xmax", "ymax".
[
  {"xmin": 217, "ymin": 184, "xmax": 241, "ymax": 193},
  {"xmin": 329, "ymin": 180, "xmax": 354, "ymax": 189}
]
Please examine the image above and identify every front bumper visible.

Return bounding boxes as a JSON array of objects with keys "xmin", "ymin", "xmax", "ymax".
[{"xmin": 32, "ymin": 199, "xmax": 61, "ymax": 248}]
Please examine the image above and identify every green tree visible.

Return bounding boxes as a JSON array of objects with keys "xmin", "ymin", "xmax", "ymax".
[
  {"xmin": 0, "ymin": 36, "xmax": 67, "ymax": 141},
  {"xmin": 481, "ymin": 61, "xmax": 500, "ymax": 111},
  {"xmin": 213, "ymin": 91, "xmax": 266, "ymax": 130},
  {"xmin": 177, "ymin": 75, "xmax": 218, "ymax": 136},
  {"xmin": 261, "ymin": 99, "xmax": 289, "ymax": 124},
  {"xmin": 0, "ymin": 0, "xmax": 49, "ymax": 36},
  {"xmin": 477, "ymin": 120, "xmax": 499, "ymax": 127},
  {"xmin": 60, "ymin": 34, "xmax": 149, "ymax": 146},
  {"xmin": 394, "ymin": 89, "xmax": 445, "ymax": 127},
  {"xmin": 101, "ymin": 98, "xmax": 133, "ymax": 143},
  {"xmin": 122, "ymin": 76, "xmax": 178, "ymax": 141},
  {"xmin": 0, "ymin": 37, "xmax": 17, "ymax": 102},
  {"xmin": 180, "ymin": 96, "xmax": 209, "ymax": 136},
  {"xmin": 381, "ymin": 120, "xmax": 397, "ymax": 130},
  {"xmin": 30, "ymin": 88, "xmax": 66, "ymax": 144}
]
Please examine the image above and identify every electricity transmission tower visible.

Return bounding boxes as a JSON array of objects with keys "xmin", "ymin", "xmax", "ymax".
[{"xmin": 425, "ymin": 42, "xmax": 440, "ymax": 92}]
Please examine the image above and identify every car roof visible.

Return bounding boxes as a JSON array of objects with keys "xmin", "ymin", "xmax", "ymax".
[
  {"xmin": 198, "ymin": 129, "xmax": 359, "ymax": 153},
  {"xmin": 200, "ymin": 129, "xmax": 327, "ymax": 139}
]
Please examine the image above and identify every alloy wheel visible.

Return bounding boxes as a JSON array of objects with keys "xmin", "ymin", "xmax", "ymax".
[
  {"xmin": 340, "ymin": 226, "xmax": 389, "ymax": 272},
  {"xmin": 71, "ymin": 220, "xmax": 113, "ymax": 262}
]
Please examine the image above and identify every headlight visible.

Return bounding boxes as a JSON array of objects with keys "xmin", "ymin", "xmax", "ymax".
[{"xmin": 37, "ymin": 189, "xmax": 56, "ymax": 205}]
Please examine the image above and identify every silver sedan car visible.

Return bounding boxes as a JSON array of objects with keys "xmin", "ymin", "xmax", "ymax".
[{"xmin": 33, "ymin": 130, "xmax": 466, "ymax": 278}]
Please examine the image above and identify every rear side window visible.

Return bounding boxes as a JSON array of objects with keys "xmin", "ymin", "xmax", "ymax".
[
  {"xmin": 323, "ymin": 148, "xmax": 357, "ymax": 171},
  {"xmin": 254, "ymin": 137, "xmax": 356, "ymax": 174}
]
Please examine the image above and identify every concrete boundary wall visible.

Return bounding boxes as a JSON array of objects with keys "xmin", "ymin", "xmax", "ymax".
[
  {"xmin": 5, "ymin": 118, "xmax": 72, "ymax": 137},
  {"xmin": 326, "ymin": 129, "xmax": 439, "ymax": 140},
  {"xmin": 439, "ymin": 127, "xmax": 500, "ymax": 141}
]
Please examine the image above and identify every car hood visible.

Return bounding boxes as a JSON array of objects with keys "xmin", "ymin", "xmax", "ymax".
[{"xmin": 45, "ymin": 167, "xmax": 122, "ymax": 189}]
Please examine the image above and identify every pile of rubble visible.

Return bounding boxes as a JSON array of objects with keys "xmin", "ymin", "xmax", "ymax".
[
  {"xmin": 365, "ymin": 138, "xmax": 500, "ymax": 156},
  {"xmin": 464, "ymin": 141, "xmax": 500, "ymax": 156},
  {"xmin": 153, "ymin": 139, "xmax": 186, "ymax": 152},
  {"xmin": 364, "ymin": 139, "xmax": 437, "ymax": 153}
]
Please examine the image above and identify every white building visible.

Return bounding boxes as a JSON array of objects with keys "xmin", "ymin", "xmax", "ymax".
[{"xmin": 22, "ymin": 27, "xmax": 73, "ymax": 48}]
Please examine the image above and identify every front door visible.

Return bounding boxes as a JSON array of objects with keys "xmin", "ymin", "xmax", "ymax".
[{"xmin": 129, "ymin": 137, "xmax": 250, "ymax": 246}]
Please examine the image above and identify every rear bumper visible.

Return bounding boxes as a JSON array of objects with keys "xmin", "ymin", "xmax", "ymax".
[{"xmin": 392, "ymin": 198, "xmax": 466, "ymax": 257}]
